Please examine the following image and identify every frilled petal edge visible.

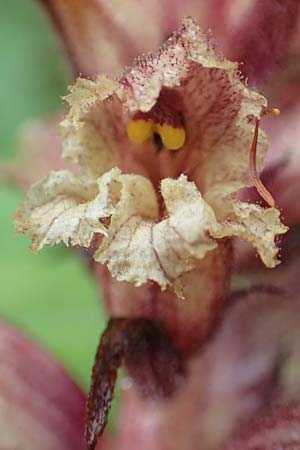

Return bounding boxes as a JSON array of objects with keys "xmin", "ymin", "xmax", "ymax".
[{"xmin": 15, "ymin": 168, "xmax": 287, "ymax": 294}]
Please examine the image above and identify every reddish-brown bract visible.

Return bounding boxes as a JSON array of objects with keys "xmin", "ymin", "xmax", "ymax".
[{"xmin": 86, "ymin": 318, "xmax": 185, "ymax": 450}]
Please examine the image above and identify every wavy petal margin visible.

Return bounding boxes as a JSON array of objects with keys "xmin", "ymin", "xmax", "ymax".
[{"xmin": 15, "ymin": 168, "xmax": 287, "ymax": 294}]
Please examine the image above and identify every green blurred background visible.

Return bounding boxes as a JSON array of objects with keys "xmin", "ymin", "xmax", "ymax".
[{"xmin": 0, "ymin": 0, "xmax": 105, "ymax": 389}]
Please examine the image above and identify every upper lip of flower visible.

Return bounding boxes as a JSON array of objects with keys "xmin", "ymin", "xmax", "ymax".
[{"xmin": 60, "ymin": 18, "xmax": 267, "ymax": 199}]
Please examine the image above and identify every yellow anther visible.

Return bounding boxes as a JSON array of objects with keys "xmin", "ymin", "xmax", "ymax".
[
  {"xmin": 155, "ymin": 123, "xmax": 186, "ymax": 151},
  {"xmin": 127, "ymin": 119, "xmax": 154, "ymax": 144}
]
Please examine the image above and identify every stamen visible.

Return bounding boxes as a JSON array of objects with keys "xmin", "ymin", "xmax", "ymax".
[
  {"xmin": 155, "ymin": 123, "xmax": 186, "ymax": 151},
  {"xmin": 127, "ymin": 117, "xmax": 186, "ymax": 151},
  {"xmin": 127, "ymin": 90, "xmax": 186, "ymax": 151},
  {"xmin": 249, "ymin": 108, "xmax": 280, "ymax": 208},
  {"xmin": 127, "ymin": 118, "xmax": 154, "ymax": 144}
]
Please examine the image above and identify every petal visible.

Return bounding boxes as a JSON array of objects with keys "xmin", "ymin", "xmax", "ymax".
[
  {"xmin": 0, "ymin": 320, "xmax": 85, "ymax": 450},
  {"xmin": 96, "ymin": 173, "xmax": 217, "ymax": 289},
  {"xmin": 60, "ymin": 76, "xmax": 124, "ymax": 179},
  {"xmin": 15, "ymin": 169, "xmax": 115, "ymax": 251},
  {"xmin": 210, "ymin": 201, "xmax": 288, "ymax": 268}
]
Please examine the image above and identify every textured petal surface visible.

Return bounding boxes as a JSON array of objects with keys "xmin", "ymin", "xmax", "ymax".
[
  {"xmin": 16, "ymin": 167, "xmax": 285, "ymax": 294},
  {"xmin": 96, "ymin": 173, "xmax": 217, "ymax": 289},
  {"xmin": 211, "ymin": 201, "xmax": 287, "ymax": 268},
  {"xmin": 0, "ymin": 320, "xmax": 85, "ymax": 450}
]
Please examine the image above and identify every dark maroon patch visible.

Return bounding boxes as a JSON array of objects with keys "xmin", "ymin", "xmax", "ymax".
[
  {"xmin": 124, "ymin": 319, "xmax": 185, "ymax": 398},
  {"xmin": 133, "ymin": 88, "xmax": 184, "ymax": 128}
]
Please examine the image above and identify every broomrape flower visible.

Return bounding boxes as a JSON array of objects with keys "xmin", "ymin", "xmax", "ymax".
[
  {"xmin": 14, "ymin": 16, "xmax": 289, "ymax": 449},
  {"xmin": 15, "ymin": 17, "xmax": 286, "ymax": 342}
]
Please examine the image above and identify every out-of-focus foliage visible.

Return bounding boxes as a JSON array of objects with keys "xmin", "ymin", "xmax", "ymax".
[{"xmin": 0, "ymin": 0, "xmax": 105, "ymax": 388}]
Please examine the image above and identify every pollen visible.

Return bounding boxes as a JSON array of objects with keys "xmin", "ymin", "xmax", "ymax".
[
  {"xmin": 127, "ymin": 119, "xmax": 154, "ymax": 144},
  {"xmin": 155, "ymin": 123, "xmax": 186, "ymax": 151}
]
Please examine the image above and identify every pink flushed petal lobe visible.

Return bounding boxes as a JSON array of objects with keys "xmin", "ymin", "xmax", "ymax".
[
  {"xmin": 222, "ymin": 404, "xmax": 300, "ymax": 450},
  {"xmin": 0, "ymin": 116, "xmax": 78, "ymax": 190},
  {"xmin": 0, "ymin": 320, "xmax": 86, "ymax": 450},
  {"xmin": 38, "ymin": 0, "xmax": 178, "ymax": 77},
  {"xmin": 113, "ymin": 288, "xmax": 300, "ymax": 450}
]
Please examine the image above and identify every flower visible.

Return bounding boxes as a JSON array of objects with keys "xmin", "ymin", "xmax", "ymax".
[{"xmin": 15, "ymin": 18, "xmax": 286, "ymax": 349}]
